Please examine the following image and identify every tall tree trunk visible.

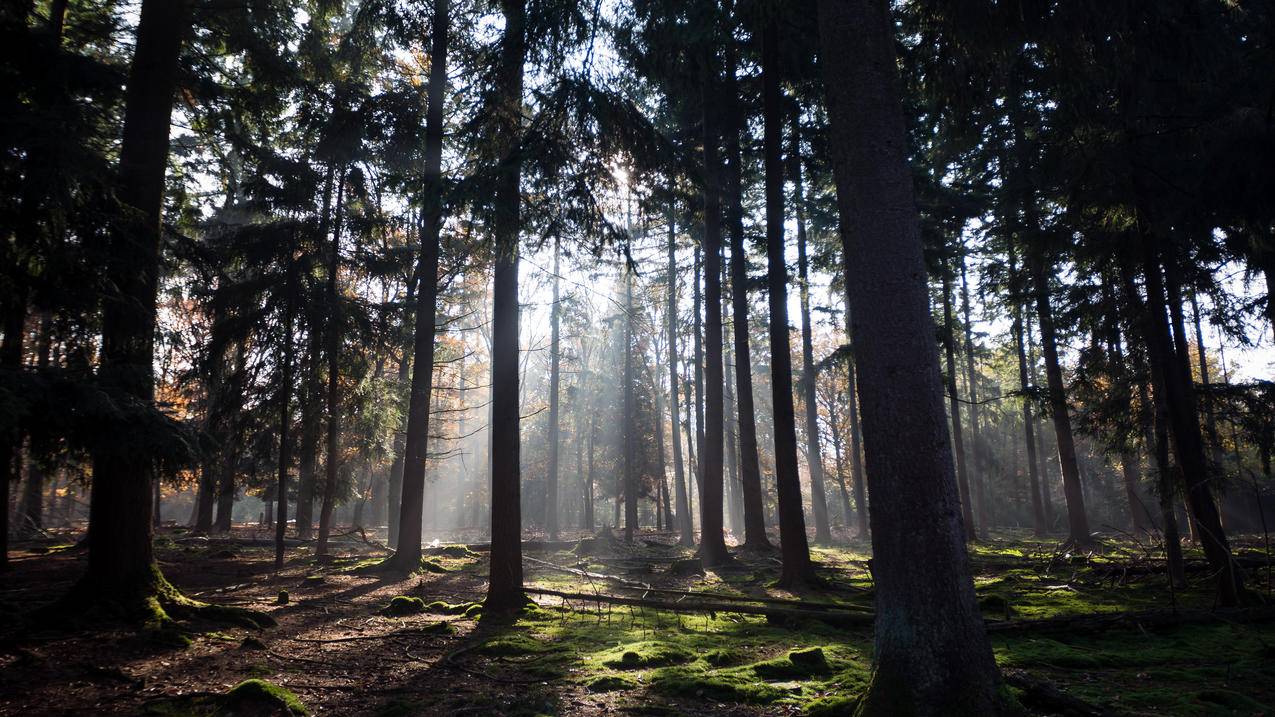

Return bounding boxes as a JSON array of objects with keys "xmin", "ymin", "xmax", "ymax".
[
  {"xmin": 1189, "ymin": 293, "xmax": 1229, "ymax": 525},
  {"xmin": 1148, "ymin": 243, "xmax": 1241, "ymax": 604},
  {"xmin": 960, "ymin": 254, "xmax": 989, "ymax": 537},
  {"xmin": 1026, "ymin": 316, "xmax": 1056, "ymax": 526},
  {"xmin": 1121, "ymin": 264, "xmax": 1186, "ymax": 588},
  {"xmin": 683, "ymin": 368, "xmax": 699, "ymax": 536},
  {"xmin": 386, "ymin": 264, "xmax": 417, "ymax": 548},
  {"xmin": 942, "ymin": 264, "xmax": 977, "ymax": 539},
  {"xmin": 485, "ymin": 0, "xmax": 526, "ymax": 613},
  {"xmin": 316, "ymin": 167, "xmax": 348, "ymax": 556},
  {"xmin": 761, "ymin": 22, "xmax": 812, "ymax": 585},
  {"xmin": 844, "ymin": 311, "xmax": 869, "ymax": 539},
  {"xmin": 17, "ymin": 310, "xmax": 53, "ymax": 534},
  {"xmin": 722, "ymin": 295, "xmax": 743, "ymax": 539},
  {"xmin": 295, "ymin": 168, "xmax": 335, "ymax": 541},
  {"xmin": 213, "ymin": 338, "xmax": 246, "ymax": 532},
  {"xmin": 698, "ymin": 48, "xmax": 729, "ymax": 567},
  {"xmin": 667, "ymin": 213, "xmax": 693, "ymax": 546},
  {"xmin": 792, "ymin": 114, "xmax": 831, "ymax": 546},
  {"xmin": 585, "ymin": 399, "xmax": 596, "ymax": 532},
  {"xmin": 650, "ymin": 359, "xmax": 675, "ymax": 532},
  {"xmin": 1105, "ymin": 292, "xmax": 1151, "ymax": 534},
  {"xmin": 388, "ymin": 0, "xmax": 447, "ymax": 571},
  {"xmin": 624, "ymin": 252, "xmax": 638, "ymax": 542},
  {"xmin": 546, "ymin": 236, "xmax": 561, "ymax": 541},
  {"xmin": 275, "ymin": 275, "xmax": 297, "ymax": 569},
  {"xmin": 1010, "ymin": 250, "xmax": 1047, "ymax": 537},
  {"xmin": 722, "ymin": 27, "xmax": 770, "ymax": 553},
  {"xmin": 78, "ymin": 0, "xmax": 189, "ymax": 605},
  {"xmin": 817, "ymin": 0, "xmax": 1004, "ymax": 710},
  {"xmin": 1028, "ymin": 248, "xmax": 1092, "ymax": 545}
]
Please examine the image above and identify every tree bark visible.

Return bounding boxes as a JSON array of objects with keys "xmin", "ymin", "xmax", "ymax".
[
  {"xmin": 1149, "ymin": 243, "xmax": 1241, "ymax": 604},
  {"xmin": 316, "ymin": 166, "xmax": 349, "ymax": 555},
  {"xmin": 80, "ymin": 0, "xmax": 189, "ymax": 602},
  {"xmin": 1010, "ymin": 249, "xmax": 1047, "ymax": 537},
  {"xmin": 697, "ymin": 47, "xmax": 729, "ymax": 567},
  {"xmin": 942, "ymin": 265, "xmax": 977, "ymax": 539},
  {"xmin": 546, "ymin": 236, "xmax": 561, "ymax": 541},
  {"xmin": 485, "ymin": 0, "xmax": 526, "ymax": 613},
  {"xmin": 843, "ymin": 311, "xmax": 870, "ymax": 539},
  {"xmin": 623, "ymin": 247, "xmax": 638, "ymax": 542},
  {"xmin": 792, "ymin": 113, "xmax": 831, "ymax": 546},
  {"xmin": 666, "ymin": 214, "xmax": 693, "ymax": 546},
  {"xmin": 1028, "ymin": 248, "xmax": 1091, "ymax": 545},
  {"xmin": 388, "ymin": 0, "xmax": 447, "ymax": 571},
  {"xmin": 960, "ymin": 254, "xmax": 990, "ymax": 537},
  {"xmin": 761, "ymin": 21, "xmax": 812, "ymax": 585},
  {"xmin": 817, "ymin": 0, "xmax": 1004, "ymax": 711},
  {"xmin": 275, "ymin": 268, "xmax": 297, "ymax": 569},
  {"xmin": 722, "ymin": 29, "xmax": 771, "ymax": 553}
]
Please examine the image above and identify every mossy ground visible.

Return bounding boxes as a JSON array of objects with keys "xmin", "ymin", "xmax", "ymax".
[{"xmin": 3, "ymin": 526, "xmax": 1274, "ymax": 715}]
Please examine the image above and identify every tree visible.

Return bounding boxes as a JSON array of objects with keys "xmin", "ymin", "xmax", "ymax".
[
  {"xmin": 666, "ymin": 208, "xmax": 694, "ymax": 546},
  {"xmin": 546, "ymin": 236, "xmax": 562, "ymax": 541},
  {"xmin": 385, "ymin": 0, "xmax": 448, "ymax": 573},
  {"xmin": 816, "ymin": 0, "xmax": 1005, "ymax": 711},
  {"xmin": 760, "ymin": 18, "xmax": 813, "ymax": 586},
  {"xmin": 485, "ymin": 0, "xmax": 527, "ymax": 614}
]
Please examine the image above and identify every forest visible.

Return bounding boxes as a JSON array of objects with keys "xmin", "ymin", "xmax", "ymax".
[{"xmin": 1, "ymin": 0, "xmax": 1274, "ymax": 715}]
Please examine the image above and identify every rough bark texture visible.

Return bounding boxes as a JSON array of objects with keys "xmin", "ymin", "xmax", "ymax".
[
  {"xmin": 388, "ymin": 0, "xmax": 447, "ymax": 572},
  {"xmin": 817, "ymin": 0, "xmax": 1004, "ymax": 712},
  {"xmin": 761, "ymin": 22, "xmax": 812, "ymax": 585},
  {"xmin": 697, "ymin": 47, "xmax": 729, "ymax": 567},
  {"xmin": 82, "ymin": 0, "xmax": 188, "ymax": 600},
  {"xmin": 485, "ymin": 0, "xmax": 526, "ymax": 613}
]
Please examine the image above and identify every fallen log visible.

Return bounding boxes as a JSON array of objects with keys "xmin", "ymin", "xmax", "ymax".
[{"xmin": 524, "ymin": 587, "xmax": 875, "ymax": 628}]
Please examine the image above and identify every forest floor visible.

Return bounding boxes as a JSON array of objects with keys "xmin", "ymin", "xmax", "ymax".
[{"xmin": 1, "ymin": 526, "xmax": 1274, "ymax": 716}]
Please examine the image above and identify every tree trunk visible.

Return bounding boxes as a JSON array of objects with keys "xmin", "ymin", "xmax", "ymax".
[
  {"xmin": 275, "ymin": 272, "xmax": 297, "ymax": 569},
  {"xmin": 792, "ymin": 114, "xmax": 831, "ymax": 546},
  {"xmin": 1121, "ymin": 264, "xmax": 1187, "ymax": 588},
  {"xmin": 1148, "ymin": 243, "xmax": 1241, "ymax": 605},
  {"xmin": 960, "ymin": 254, "xmax": 990, "ymax": 538},
  {"xmin": 585, "ymin": 406, "xmax": 596, "ymax": 532},
  {"xmin": 722, "ymin": 30, "xmax": 771, "ymax": 553},
  {"xmin": 817, "ymin": 0, "xmax": 1004, "ymax": 710},
  {"xmin": 1028, "ymin": 248, "xmax": 1091, "ymax": 545},
  {"xmin": 844, "ymin": 312, "xmax": 869, "ymax": 539},
  {"xmin": 667, "ymin": 213, "xmax": 693, "ymax": 546},
  {"xmin": 386, "ymin": 264, "xmax": 416, "ymax": 548},
  {"xmin": 295, "ymin": 168, "xmax": 335, "ymax": 542},
  {"xmin": 761, "ymin": 22, "xmax": 813, "ymax": 586},
  {"xmin": 79, "ymin": 0, "xmax": 189, "ymax": 604},
  {"xmin": 388, "ymin": 0, "xmax": 447, "ymax": 571},
  {"xmin": 546, "ymin": 236, "xmax": 561, "ymax": 541},
  {"xmin": 624, "ymin": 251, "xmax": 638, "ymax": 542},
  {"xmin": 485, "ymin": 0, "xmax": 525, "ymax": 614},
  {"xmin": 1190, "ymin": 292, "xmax": 1230, "ymax": 526},
  {"xmin": 316, "ymin": 166, "xmax": 348, "ymax": 556},
  {"xmin": 698, "ymin": 48, "xmax": 729, "ymax": 567},
  {"xmin": 942, "ymin": 265, "xmax": 978, "ymax": 539},
  {"xmin": 1010, "ymin": 251, "xmax": 1047, "ymax": 536},
  {"xmin": 17, "ymin": 310, "xmax": 53, "ymax": 534}
]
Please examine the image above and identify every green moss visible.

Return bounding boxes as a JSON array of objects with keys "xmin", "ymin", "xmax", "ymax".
[
  {"xmin": 702, "ymin": 648, "xmax": 745, "ymax": 667},
  {"xmin": 752, "ymin": 647, "xmax": 832, "ymax": 679},
  {"xmin": 431, "ymin": 544, "xmax": 478, "ymax": 558},
  {"xmin": 380, "ymin": 596, "xmax": 426, "ymax": 617},
  {"xmin": 599, "ymin": 641, "xmax": 694, "ymax": 669},
  {"xmin": 586, "ymin": 674, "xmax": 637, "ymax": 692},
  {"xmin": 651, "ymin": 669, "xmax": 788, "ymax": 703},
  {"xmin": 421, "ymin": 620, "xmax": 456, "ymax": 635},
  {"xmin": 1195, "ymin": 689, "xmax": 1268, "ymax": 713},
  {"xmin": 477, "ymin": 633, "xmax": 558, "ymax": 656},
  {"xmin": 420, "ymin": 559, "xmax": 450, "ymax": 574},
  {"xmin": 223, "ymin": 679, "xmax": 308, "ymax": 715},
  {"xmin": 425, "ymin": 600, "xmax": 480, "ymax": 616},
  {"xmin": 804, "ymin": 695, "xmax": 859, "ymax": 716}
]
